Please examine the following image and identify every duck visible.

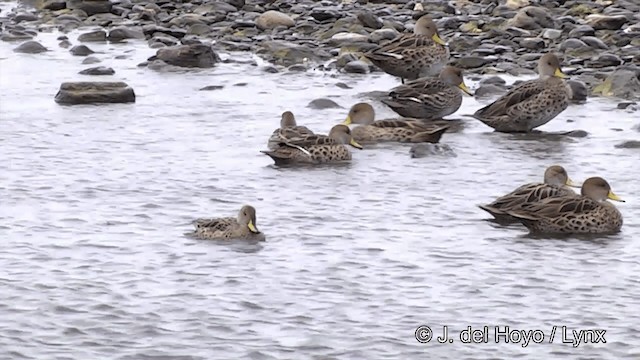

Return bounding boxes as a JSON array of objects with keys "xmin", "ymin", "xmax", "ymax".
[
  {"xmin": 342, "ymin": 102, "xmax": 449, "ymax": 144},
  {"xmin": 382, "ymin": 66, "xmax": 474, "ymax": 120},
  {"xmin": 478, "ymin": 165, "xmax": 581, "ymax": 223},
  {"xmin": 261, "ymin": 124, "xmax": 363, "ymax": 165},
  {"xmin": 471, "ymin": 53, "xmax": 571, "ymax": 133},
  {"xmin": 267, "ymin": 111, "xmax": 315, "ymax": 150},
  {"xmin": 190, "ymin": 205, "xmax": 265, "ymax": 241},
  {"xmin": 363, "ymin": 14, "xmax": 449, "ymax": 84},
  {"xmin": 505, "ymin": 177, "xmax": 624, "ymax": 234}
]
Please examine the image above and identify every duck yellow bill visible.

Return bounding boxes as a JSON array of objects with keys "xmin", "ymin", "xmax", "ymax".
[
  {"xmin": 432, "ymin": 33, "xmax": 447, "ymax": 46},
  {"xmin": 565, "ymin": 178, "xmax": 581, "ymax": 188},
  {"xmin": 554, "ymin": 68, "xmax": 569, "ymax": 79},
  {"xmin": 248, "ymin": 220, "xmax": 259, "ymax": 233},
  {"xmin": 607, "ymin": 191, "xmax": 624, "ymax": 202},
  {"xmin": 458, "ymin": 82, "xmax": 474, "ymax": 96},
  {"xmin": 343, "ymin": 116, "xmax": 352, "ymax": 125},
  {"xmin": 350, "ymin": 138, "xmax": 363, "ymax": 149}
]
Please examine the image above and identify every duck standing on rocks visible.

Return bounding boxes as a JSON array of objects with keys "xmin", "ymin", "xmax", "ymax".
[
  {"xmin": 472, "ymin": 53, "xmax": 571, "ymax": 133},
  {"xmin": 478, "ymin": 165, "xmax": 581, "ymax": 223},
  {"xmin": 267, "ymin": 111, "xmax": 315, "ymax": 150},
  {"xmin": 382, "ymin": 66, "xmax": 474, "ymax": 120},
  {"xmin": 505, "ymin": 177, "xmax": 625, "ymax": 235},
  {"xmin": 190, "ymin": 205, "xmax": 265, "ymax": 241},
  {"xmin": 342, "ymin": 102, "xmax": 449, "ymax": 144},
  {"xmin": 261, "ymin": 124, "xmax": 363, "ymax": 165},
  {"xmin": 363, "ymin": 14, "xmax": 449, "ymax": 84}
]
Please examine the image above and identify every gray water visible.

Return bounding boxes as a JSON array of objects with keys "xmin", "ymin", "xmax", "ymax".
[{"xmin": 1, "ymin": 5, "xmax": 640, "ymax": 359}]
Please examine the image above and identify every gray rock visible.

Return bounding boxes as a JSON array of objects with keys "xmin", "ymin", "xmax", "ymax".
[
  {"xmin": 42, "ymin": 0, "xmax": 67, "ymax": 10},
  {"xmin": 287, "ymin": 65, "xmax": 307, "ymax": 72},
  {"xmin": 14, "ymin": 40, "xmax": 47, "ymax": 54},
  {"xmin": 310, "ymin": 8, "xmax": 342, "ymax": 22},
  {"xmin": 541, "ymin": 29, "xmax": 562, "ymax": 40},
  {"xmin": 14, "ymin": 13, "xmax": 39, "ymax": 23},
  {"xmin": 589, "ymin": 53, "xmax": 623, "ymax": 68},
  {"xmin": 581, "ymin": 36, "xmax": 608, "ymax": 49},
  {"xmin": 199, "ymin": 85, "xmax": 224, "ymax": 91},
  {"xmin": 70, "ymin": 45, "xmax": 94, "ymax": 56},
  {"xmin": 67, "ymin": 0, "xmax": 113, "ymax": 16},
  {"xmin": 593, "ymin": 67, "xmax": 640, "ymax": 100},
  {"xmin": 343, "ymin": 60, "xmax": 369, "ymax": 74},
  {"xmin": 568, "ymin": 25, "xmax": 595, "ymax": 38},
  {"xmin": 79, "ymin": 66, "xmax": 115, "ymax": 75},
  {"xmin": 479, "ymin": 76, "xmax": 506, "ymax": 86},
  {"xmin": 587, "ymin": 14, "xmax": 628, "ymax": 30},
  {"xmin": 78, "ymin": 30, "xmax": 107, "ymax": 42},
  {"xmin": 410, "ymin": 143, "xmax": 456, "ymax": 158},
  {"xmin": 455, "ymin": 56, "xmax": 496, "ymax": 69},
  {"xmin": 151, "ymin": 44, "xmax": 220, "ymax": 68},
  {"xmin": 59, "ymin": 40, "xmax": 72, "ymax": 48},
  {"xmin": 567, "ymin": 80, "xmax": 588, "ymax": 102},
  {"xmin": 519, "ymin": 37, "xmax": 545, "ymax": 50},
  {"xmin": 82, "ymin": 56, "xmax": 101, "ymax": 64},
  {"xmin": 307, "ymin": 98, "xmax": 342, "ymax": 110},
  {"xmin": 142, "ymin": 25, "xmax": 186, "ymax": 39},
  {"xmin": 369, "ymin": 28, "xmax": 399, "ymax": 43},
  {"xmin": 475, "ymin": 84, "xmax": 507, "ymax": 97},
  {"xmin": 262, "ymin": 66, "xmax": 279, "ymax": 73},
  {"xmin": 508, "ymin": 6, "xmax": 555, "ymax": 30},
  {"xmin": 335, "ymin": 53, "xmax": 358, "ymax": 69},
  {"xmin": 55, "ymin": 82, "xmax": 135, "ymax": 105},
  {"xmin": 559, "ymin": 38, "xmax": 589, "ymax": 51},
  {"xmin": 255, "ymin": 10, "xmax": 295, "ymax": 30},
  {"xmin": 614, "ymin": 140, "xmax": 640, "ymax": 149},
  {"xmin": 357, "ymin": 10, "xmax": 383, "ymax": 29},
  {"xmin": 257, "ymin": 40, "xmax": 330, "ymax": 66},
  {"xmin": 617, "ymin": 102, "xmax": 637, "ymax": 110}
]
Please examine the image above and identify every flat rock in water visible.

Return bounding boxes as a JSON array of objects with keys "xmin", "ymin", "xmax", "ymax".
[
  {"xmin": 78, "ymin": 30, "xmax": 107, "ymax": 42},
  {"xmin": 307, "ymin": 98, "xmax": 342, "ymax": 110},
  {"xmin": 614, "ymin": 140, "xmax": 640, "ymax": 149},
  {"xmin": 79, "ymin": 66, "xmax": 115, "ymax": 75},
  {"xmin": 152, "ymin": 44, "xmax": 220, "ymax": 68},
  {"xmin": 54, "ymin": 82, "xmax": 135, "ymax": 105},
  {"xmin": 14, "ymin": 40, "xmax": 47, "ymax": 54},
  {"xmin": 255, "ymin": 10, "xmax": 295, "ymax": 30}
]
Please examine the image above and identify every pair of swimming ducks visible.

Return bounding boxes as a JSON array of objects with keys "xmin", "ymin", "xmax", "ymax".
[{"xmin": 189, "ymin": 166, "xmax": 625, "ymax": 241}]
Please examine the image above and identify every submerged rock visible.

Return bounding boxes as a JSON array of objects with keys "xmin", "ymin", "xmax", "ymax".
[
  {"xmin": 410, "ymin": 143, "xmax": 457, "ymax": 158},
  {"xmin": 54, "ymin": 82, "xmax": 135, "ymax": 105},
  {"xmin": 150, "ymin": 44, "xmax": 220, "ymax": 68},
  {"xmin": 79, "ymin": 66, "xmax": 115, "ymax": 75},
  {"xmin": 14, "ymin": 40, "xmax": 47, "ymax": 54}
]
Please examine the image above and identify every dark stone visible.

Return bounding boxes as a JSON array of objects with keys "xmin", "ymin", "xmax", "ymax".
[
  {"xmin": 55, "ymin": 82, "xmax": 135, "ymax": 105},
  {"xmin": 59, "ymin": 40, "xmax": 72, "ymax": 48},
  {"xmin": 614, "ymin": 140, "xmax": 640, "ymax": 149},
  {"xmin": 14, "ymin": 40, "xmax": 47, "ymax": 54},
  {"xmin": 568, "ymin": 25, "xmax": 595, "ymax": 38},
  {"xmin": 519, "ymin": 38, "xmax": 546, "ymax": 50},
  {"xmin": 152, "ymin": 44, "xmax": 220, "ymax": 68},
  {"xmin": 199, "ymin": 85, "xmax": 224, "ymax": 91},
  {"xmin": 479, "ymin": 76, "xmax": 506, "ymax": 86},
  {"xmin": 567, "ymin": 80, "xmax": 588, "ymax": 102},
  {"xmin": 79, "ymin": 66, "xmax": 115, "ymax": 75},
  {"xmin": 617, "ymin": 102, "xmax": 637, "ymax": 110},
  {"xmin": 588, "ymin": 15, "xmax": 628, "ymax": 30},
  {"xmin": 70, "ymin": 45, "xmax": 95, "ymax": 56},
  {"xmin": 455, "ymin": 56, "xmax": 497, "ymax": 69},
  {"xmin": 82, "ymin": 56, "xmax": 101, "ymax": 64},
  {"xmin": 66, "ymin": 0, "xmax": 113, "ymax": 16},
  {"xmin": 78, "ymin": 30, "xmax": 107, "ymax": 42},
  {"xmin": 343, "ymin": 60, "xmax": 369, "ymax": 74},
  {"xmin": 262, "ymin": 65, "xmax": 279, "ymax": 73},
  {"xmin": 357, "ymin": 10, "xmax": 383, "ymax": 29},
  {"xmin": 589, "ymin": 53, "xmax": 623, "ymax": 68},
  {"xmin": 310, "ymin": 7, "xmax": 341, "ymax": 22},
  {"xmin": 142, "ymin": 25, "xmax": 187, "ymax": 39},
  {"xmin": 42, "ymin": 0, "xmax": 67, "ymax": 10},
  {"xmin": 307, "ymin": 98, "xmax": 342, "ymax": 110}
]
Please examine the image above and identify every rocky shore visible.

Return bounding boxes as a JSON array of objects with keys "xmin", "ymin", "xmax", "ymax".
[{"xmin": 2, "ymin": 0, "xmax": 640, "ymax": 105}]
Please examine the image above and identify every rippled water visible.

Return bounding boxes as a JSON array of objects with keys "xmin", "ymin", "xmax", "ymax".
[{"xmin": 1, "ymin": 3, "xmax": 640, "ymax": 358}]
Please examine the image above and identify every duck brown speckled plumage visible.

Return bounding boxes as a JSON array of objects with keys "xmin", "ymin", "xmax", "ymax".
[
  {"xmin": 472, "ymin": 53, "xmax": 571, "ymax": 133},
  {"xmin": 505, "ymin": 177, "xmax": 625, "ymax": 234},
  {"xmin": 382, "ymin": 66, "xmax": 474, "ymax": 120},
  {"xmin": 190, "ymin": 205, "xmax": 265, "ymax": 241},
  {"xmin": 363, "ymin": 14, "xmax": 450, "ymax": 84},
  {"xmin": 267, "ymin": 111, "xmax": 315, "ymax": 150},
  {"xmin": 342, "ymin": 102, "xmax": 449, "ymax": 143},
  {"xmin": 478, "ymin": 165, "xmax": 580, "ymax": 223},
  {"xmin": 261, "ymin": 124, "xmax": 363, "ymax": 165}
]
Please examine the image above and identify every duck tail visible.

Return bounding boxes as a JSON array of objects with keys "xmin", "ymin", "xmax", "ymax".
[{"xmin": 410, "ymin": 126, "xmax": 449, "ymax": 143}]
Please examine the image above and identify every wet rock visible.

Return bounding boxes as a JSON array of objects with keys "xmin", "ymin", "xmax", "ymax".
[
  {"xmin": 257, "ymin": 40, "xmax": 330, "ymax": 66},
  {"xmin": 107, "ymin": 27, "xmax": 146, "ymax": 42},
  {"xmin": 307, "ymin": 98, "xmax": 342, "ymax": 110},
  {"xmin": 560, "ymin": 130, "xmax": 589, "ymax": 138},
  {"xmin": 475, "ymin": 84, "xmax": 507, "ymax": 97},
  {"xmin": 287, "ymin": 64, "xmax": 307, "ymax": 72},
  {"xmin": 586, "ymin": 14, "xmax": 628, "ymax": 30},
  {"xmin": 1, "ymin": 31, "xmax": 34, "ymax": 42},
  {"xmin": 519, "ymin": 37, "xmax": 545, "ymax": 50},
  {"xmin": 262, "ymin": 65, "xmax": 279, "ymax": 73},
  {"xmin": 508, "ymin": 6, "xmax": 555, "ymax": 30},
  {"xmin": 310, "ymin": 8, "xmax": 342, "ymax": 22},
  {"xmin": 142, "ymin": 25, "xmax": 187, "ymax": 39},
  {"xmin": 78, "ymin": 30, "xmax": 107, "ymax": 42},
  {"xmin": 568, "ymin": 25, "xmax": 595, "ymax": 38},
  {"xmin": 255, "ymin": 10, "xmax": 295, "ymax": 30},
  {"xmin": 82, "ymin": 56, "xmax": 101, "ymax": 64},
  {"xmin": 559, "ymin": 38, "xmax": 589, "ymax": 51},
  {"xmin": 335, "ymin": 52, "xmax": 358, "ymax": 69},
  {"xmin": 581, "ymin": 36, "xmax": 608, "ymax": 50},
  {"xmin": 357, "ymin": 10, "xmax": 383, "ymax": 29},
  {"xmin": 343, "ymin": 60, "xmax": 369, "ymax": 74},
  {"xmin": 541, "ymin": 29, "xmax": 562, "ymax": 40},
  {"xmin": 67, "ymin": 0, "xmax": 113, "ymax": 16},
  {"xmin": 70, "ymin": 45, "xmax": 95, "ymax": 56},
  {"xmin": 589, "ymin": 53, "xmax": 623, "ymax": 68},
  {"xmin": 199, "ymin": 85, "xmax": 224, "ymax": 91},
  {"xmin": 479, "ymin": 76, "xmax": 506, "ymax": 86},
  {"xmin": 592, "ymin": 67, "xmax": 640, "ymax": 100},
  {"xmin": 614, "ymin": 140, "xmax": 640, "ymax": 149},
  {"xmin": 42, "ymin": 0, "xmax": 67, "ymax": 10},
  {"xmin": 454, "ymin": 56, "xmax": 496, "ymax": 69},
  {"xmin": 617, "ymin": 102, "xmax": 637, "ymax": 110},
  {"xmin": 79, "ymin": 66, "xmax": 115, "ymax": 75},
  {"xmin": 567, "ymin": 80, "xmax": 588, "ymax": 102},
  {"xmin": 151, "ymin": 44, "xmax": 220, "ymax": 68},
  {"xmin": 369, "ymin": 28, "xmax": 399, "ymax": 43},
  {"xmin": 14, "ymin": 12, "xmax": 39, "ymax": 23},
  {"xmin": 59, "ymin": 40, "xmax": 72, "ymax": 48},
  {"xmin": 410, "ymin": 143, "xmax": 456, "ymax": 158},
  {"xmin": 14, "ymin": 40, "xmax": 47, "ymax": 54},
  {"xmin": 54, "ymin": 82, "xmax": 135, "ymax": 105}
]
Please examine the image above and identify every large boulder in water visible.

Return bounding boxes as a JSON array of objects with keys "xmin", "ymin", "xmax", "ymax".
[
  {"xmin": 55, "ymin": 82, "xmax": 135, "ymax": 105},
  {"xmin": 149, "ymin": 44, "xmax": 220, "ymax": 68},
  {"xmin": 592, "ymin": 66, "xmax": 640, "ymax": 101}
]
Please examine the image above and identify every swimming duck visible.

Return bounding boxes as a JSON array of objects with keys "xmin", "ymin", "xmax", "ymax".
[
  {"xmin": 382, "ymin": 66, "xmax": 474, "ymax": 120},
  {"xmin": 342, "ymin": 102, "xmax": 449, "ymax": 143},
  {"xmin": 472, "ymin": 53, "xmax": 571, "ymax": 133},
  {"xmin": 190, "ymin": 205, "xmax": 265, "ymax": 241},
  {"xmin": 267, "ymin": 111, "xmax": 315, "ymax": 150},
  {"xmin": 506, "ymin": 177, "xmax": 624, "ymax": 234},
  {"xmin": 478, "ymin": 165, "xmax": 580, "ymax": 223},
  {"xmin": 363, "ymin": 14, "xmax": 449, "ymax": 84},
  {"xmin": 261, "ymin": 124, "xmax": 363, "ymax": 165}
]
